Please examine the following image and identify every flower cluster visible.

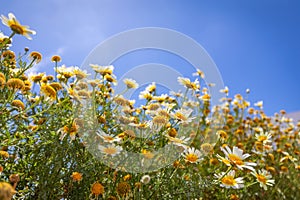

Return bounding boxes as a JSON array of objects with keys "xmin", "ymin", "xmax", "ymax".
[{"xmin": 0, "ymin": 13, "xmax": 299, "ymax": 200}]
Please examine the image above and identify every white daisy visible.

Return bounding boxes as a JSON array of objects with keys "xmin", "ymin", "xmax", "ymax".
[
  {"xmin": 182, "ymin": 147, "xmax": 202, "ymax": 163},
  {"xmin": 97, "ymin": 130, "xmax": 121, "ymax": 143},
  {"xmin": 251, "ymin": 169, "xmax": 275, "ymax": 190},
  {"xmin": 98, "ymin": 144, "xmax": 122, "ymax": 157},
  {"xmin": 217, "ymin": 146, "xmax": 257, "ymax": 171},
  {"xmin": 171, "ymin": 108, "xmax": 195, "ymax": 124},
  {"xmin": 215, "ymin": 170, "xmax": 244, "ymax": 189}
]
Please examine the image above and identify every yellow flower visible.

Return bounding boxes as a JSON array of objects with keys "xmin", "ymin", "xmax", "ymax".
[
  {"xmin": 91, "ymin": 182, "xmax": 104, "ymax": 196},
  {"xmin": 1, "ymin": 13, "xmax": 36, "ymax": 40},
  {"xmin": 51, "ymin": 55, "xmax": 61, "ymax": 62},
  {"xmin": 123, "ymin": 174, "xmax": 132, "ymax": 181},
  {"xmin": 0, "ymin": 182, "xmax": 15, "ymax": 200},
  {"xmin": 6, "ymin": 78, "xmax": 25, "ymax": 90},
  {"xmin": 40, "ymin": 84, "xmax": 56, "ymax": 100},
  {"xmin": 29, "ymin": 51, "xmax": 42, "ymax": 64},
  {"xmin": 215, "ymin": 170, "xmax": 244, "ymax": 189},
  {"xmin": 0, "ymin": 151, "xmax": 9, "ymax": 159},
  {"xmin": 11, "ymin": 99, "xmax": 25, "ymax": 110},
  {"xmin": 71, "ymin": 172, "xmax": 82, "ymax": 182},
  {"xmin": 182, "ymin": 147, "xmax": 202, "ymax": 163},
  {"xmin": 216, "ymin": 130, "xmax": 228, "ymax": 142},
  {"xmin": 217, "ymin": 146, "xmax": 256, "ymax": 171},
  {"xmin": 123, "ymin": 78, "xmax": 139, "ymax": 89},
  {"xmin": 116, "ymin": 182, "xmax": 131, "ymax": 197},
  {"xmin": 251, "ymin": 169, "xmax": 275, "ymax": 190},
  {"xmin": 98, "ymin": 144, "xmax": 122, "ymax": 157}
]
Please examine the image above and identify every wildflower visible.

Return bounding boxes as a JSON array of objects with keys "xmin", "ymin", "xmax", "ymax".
[
  {"xmin": 98, "ymin": 144, "xmax": 122, "ymax": 157},
  {"xmin": 6, "ymin": 78, "xmax": 25, "ymax": 90},
  {"xmin": 167, "ymin": 135, "xmax": 190, "ymax": 148},
  {"xmin": 0, "ymin": 151, "xmax": 9, "ymax": 159},
  {"xmin": 251, "ymin": 169, "xmax": 275, "ymax": 190},
  {"xmin": 40, "ymin": 84, "xmax": 56, "ymax": 100},
  {"xmin": 73, "ymin": 67, "xmax": 89, "ymax": 80},
  {"xmin": 51, "ymin": 55, "xmax": 61, "ymax": 62},
  {"xmin": 116, "ymin": 182, "xmax": 131, "ymax": 197},
  {"xmin": 217, "ymin": 146, "xmax": 257, "ymax": 171},
  {"xmin": 29, "ymin": 51, "xmax": 42, "ymax": 64},
  {"xmin": 210, "ymin": 158, "xmax": 219, "ymax": 165},
  {"xmin": 219, "ymin": 86, "xmax": 229, "ymax": 95},
  {"xmin": 280, "ymin": 151, "xmax": 297, "ymax": 163},
  {"xmin": 123, "ymin": 174, "xmax": 132, "ymax": 181},
  {"xmin": 141, "ymin": 175, "xmax": 151, "ymax": 184},
  {"xmin": 171, "ymin": 108, "xmax": 194, "ymax": 124},
  {"xmin": 0, "ymin": 76, "xmax": 5, "ymax": 89},
  {"xmin": 90, "ymin": 64, "xmax": 114, "ymax": 76},
  {"xmin": 58, "ymin": 121, "xmax": 79, "ymax": 141},
  {"xmin": 255, "ymin": 131, "xmax": 272, "ymax": 144},
  {"xmin": 200, "ymin": 143, "xmax": 214, "ymax": 154},
  {"xmin": 91, "ymin": 182, "xmax": 104, "ymax": 196},
  {"xmin": 145, "ymin": 82, "xmax": 156, "ymax": 93},
  {"xmin": 97, "ymin": 130, "xmax": 121, "ymax": 143},
  {"xmin": 123, "ymin": 78, "xmax": 139, "ymax": 89},
  {"xmin": 182, "ymin": 147, "xmax": 202, "ymax": 163},
  {"xmin": 254, "ymin": 101, "xmax": 263, "ymax": 109},
  {"xmin": 141, "ymin": 149, "xmax": 154, "ymax": 159},
  {"xmin": 11, "ymin": 99, "xmax": 25, "ymax": 110},
  {"xmin": 177, "ymin": 77, "xmax": 200, "ymax": 90},
  {"xmin": 192, "ymin": 69, "xmax": 205, "ymax": 78},
  {"xmin": 0, "ymin": 32, "xmax": 11, "ymax": 47},
  {"xmin": 71, "ymin": 172, "xmax": 82, "ymax": 182},
  {"xmin": 139, "ymin": 90, "xmax": 152, "ymax": 100},
  {"xmin": 1, "ymin": 13, "xmax": 36, "ymax": 39},
  {"xmin": 49, "ymin": 82, "xmax": 62, "ymax": 91},
  {"xmin": 0, "ymin": 182, "xmax": 15, "ymax": 200},
  {"xmin": 216, "ymin": 130, "xmax": 228, "ymax": 142},
  {"xmin": 29, "ymin": 72, "xmax": 45, "ymax": 83},
  {"xmin": 215, "ymin": 170, "xmax": 244, "ymax": 189}
]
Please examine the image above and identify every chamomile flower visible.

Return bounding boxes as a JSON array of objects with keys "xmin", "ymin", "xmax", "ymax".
[
  {"xmin": 98, "ymin": 144, "xmax": 122, "ymax": 157},
  {"xmin": 1, "ymin": 13, "xmax": 36, "ymax": 40},
  {"xmin": 255, "ymin": 131, "xmax": 272, "ymax": 144},
  {"xmin": 182, "ymin": 147, "xmax": 202, "ymax": 163},
  {"xmin": 166, "ymin": 135, "xmax": 190, "ymax": 148},
  {"xmin": 251, "ymin": 169, "xmax": 275, "ymax": 190},
  {"xmin": 97, "ymin": 130, "xmax": 121, "ymax": 143},
  {"xmin": 215, "ymin": 170, "xmax": 244, "ymax": 189},
  {"xmin": 123, "ymin": 78, "xmax": 139, "ymax": 89},
  {"xmin": 171, "ymin": 108, "xmax": 194, "ymax": 124},
  {"xmin": 217, "ymin": 146, "xmax": 257, "ymax": 171}
]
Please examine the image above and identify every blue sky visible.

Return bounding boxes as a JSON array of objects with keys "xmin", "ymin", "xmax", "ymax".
[{"xmin": 1, "ymin": 0, "xmax": 300, "ymax": 115}]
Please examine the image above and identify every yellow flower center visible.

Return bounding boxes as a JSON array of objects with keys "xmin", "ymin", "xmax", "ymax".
[
  {"xmin": 186, "ymin": 153, "xmax": 198, "ymax": 163},
  {"xmin": 175, "ymin": 112, "xmax": 187, "ymax": 121},
  {"xmin": 221, "ymin": 176, "xmax": 236, "ymax": 186},
  {"xmin": 228, "ymin": 154, "xmax": 244, "ymax": 165},
  {"xmin": 103, "ymin": 147, "xmax": 117, "ymax": 155},
  {"xmin": 258, "ymin": 135, "xmax": 267, "ymax": 142},
  {"xmin": 256, "ymin": 174, "xmax": 267, "ymax": 184},
  {"xmin": 10, "ymin": 24, "xmax": 24, "ymax": 34}
]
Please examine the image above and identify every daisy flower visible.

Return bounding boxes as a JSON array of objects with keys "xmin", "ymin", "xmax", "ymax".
[
  {"xmin": 182, "ymin": 147, "xmax": 202, "ymax": 163},
  {"xmin": 217, "ymin": 146, "xmax": 257, "ymax": 171},
  {"xmin": 97, "ymin": 130, "xmax": 121, "ymax": 143},
  {"xmin": 90, "ymin": 64, "xmax": 114, "ymax": 76},
  {"xmin": 123, "ymin": 78, "xmax": 139, "ymax": 89},
  {"xmin": 171, "ymin": 108, "xmax": 195, "ymax": 124},
  {"xmin": 98, "ymin": 144, "xmax": 122, "ymax": 157},
  {"xmin": 215, "ymin": 170, "xmax": 244, "ymax": 189},
  {"xmin": 251, "ymin": 169, "xmax": 275, "ymax": 190},
  {"xmin": 255, "ymin": 131, "xmax": 272, "ymax": 144},
  {"xmin": 166, "ymin": 135, "xmax": 190, "ymax": 148},
  {"xmin": 1, "ymin": 13, "xmax": 36, "ymax": 40}
]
